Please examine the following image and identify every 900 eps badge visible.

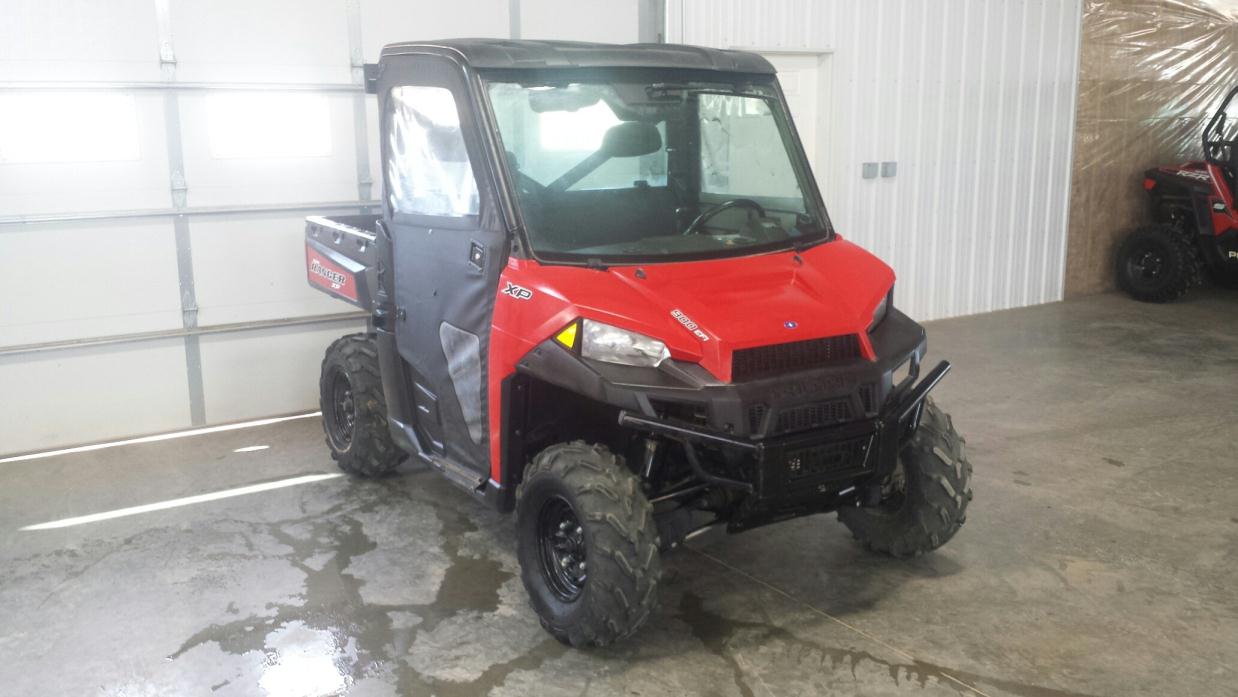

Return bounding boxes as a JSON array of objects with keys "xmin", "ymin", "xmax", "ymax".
[{"xmin": 670, "ymin": 309, "xmax": 710, "ymax": 342}]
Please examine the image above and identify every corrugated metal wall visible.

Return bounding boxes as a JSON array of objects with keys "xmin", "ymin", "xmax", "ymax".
[{"xmin": 669, "ymin": 0, "xmax": 1084, "ymax": 321}]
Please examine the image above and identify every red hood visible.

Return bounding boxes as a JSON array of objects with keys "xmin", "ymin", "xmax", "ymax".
[{"xmin": 496, "ymin": 237, "xmax": 894, "ymax": 382}]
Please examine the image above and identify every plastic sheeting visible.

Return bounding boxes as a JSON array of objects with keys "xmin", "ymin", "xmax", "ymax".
[{"xmin": 1066, "ymin": 0, "xmax": 1238, "ymax": 295}]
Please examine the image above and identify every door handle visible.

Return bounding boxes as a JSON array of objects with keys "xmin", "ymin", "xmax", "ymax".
[{"xmin": 468, "ymin": 241, "xmax": 485, "ymax": 270}]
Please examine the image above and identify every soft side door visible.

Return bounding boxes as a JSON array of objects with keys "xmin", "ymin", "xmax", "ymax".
[{"xmin": 377, "ymin": 53, "xmax": 508, "ymax": 486}]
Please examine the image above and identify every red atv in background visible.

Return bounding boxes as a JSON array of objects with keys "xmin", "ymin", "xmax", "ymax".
[
  {"xmin": 305, "ymin": 39, "xmax": 972, "ymax": 647},
  {"xmin": 1117, "ymin": 85, "xmax": 1238, "ymax": 302}
]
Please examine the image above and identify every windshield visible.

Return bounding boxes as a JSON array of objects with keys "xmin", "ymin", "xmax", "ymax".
[{"xmin": 485, "ymin": 73, "xmax": 830, "ymax": 264}]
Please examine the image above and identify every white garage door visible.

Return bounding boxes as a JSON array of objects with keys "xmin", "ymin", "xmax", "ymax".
[{"xmin": 0, "ymin": 0, "xmax": 646, "ymax": 456}]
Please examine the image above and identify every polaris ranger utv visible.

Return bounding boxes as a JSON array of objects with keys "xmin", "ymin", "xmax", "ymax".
[
  {"xmin": 1117, "ymin": 84, "xmax": 1238, "ymax": 302},
  {"xmin": 305, "ymin": 39, "xmax": 972, "ymax": 647}
]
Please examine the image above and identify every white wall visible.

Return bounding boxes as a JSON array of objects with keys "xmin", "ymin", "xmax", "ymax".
[
  {"xmin": 669, "ymin": 0, "xmax": 1084, "ymax": 321},
  {"xmin": 0, "ymin": 0, "xmax": 640, "ymax": 455}
]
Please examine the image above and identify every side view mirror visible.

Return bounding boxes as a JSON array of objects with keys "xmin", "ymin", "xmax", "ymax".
[{"xmin": 601, "ymin": 121, "xmax": 662, "ymax": 158}]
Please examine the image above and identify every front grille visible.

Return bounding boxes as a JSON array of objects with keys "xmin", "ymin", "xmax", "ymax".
[
  {"xmin": 747, "ymin": 403, "xmax": 768, "ymax": 432},
  {"xmin": 773, "ymin": 398, "xmax": 854, "ymax": 435},
  {"xmin": 731, "ymin": 335, "xmax": 862, "ymax": 382},
  {"xmin": 784, "ymin": 436, "xmax": 872, "ymax": 481},
  {"xmin": 858, "ymin": 383, "xmax": 878, "ymax": 414}
]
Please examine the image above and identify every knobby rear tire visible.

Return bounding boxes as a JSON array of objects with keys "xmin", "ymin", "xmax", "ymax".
[
  {"xmin": 319, "ymin": 333, "xmax": 403, "ymax": 477},
  {"xmin": 1116, "ymin": 224, "xmax": 1201, "ymax": 303}
]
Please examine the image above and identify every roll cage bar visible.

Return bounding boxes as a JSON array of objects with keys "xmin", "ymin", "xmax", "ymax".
[{"xmin": 1203, "ymin": 84, "xmax": 1238, "ymax": 172}]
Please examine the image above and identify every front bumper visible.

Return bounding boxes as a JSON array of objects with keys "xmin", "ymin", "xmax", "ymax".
[
  {"xmin": 617, "ymin": 359, "xmax": 950, "ymax": 529},
  {"xmin": 516, "ymin": 309, "xmax": 942, "ymax": 526}
]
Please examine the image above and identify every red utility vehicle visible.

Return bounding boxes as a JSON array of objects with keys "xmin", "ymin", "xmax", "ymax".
[
  {"xmin": 305, "ymin": 39, "xmax": 972, "ymax": 646},
  {"xmin": 1117, "ymin": 84, "xmax": 1238, "ymax": 301}
]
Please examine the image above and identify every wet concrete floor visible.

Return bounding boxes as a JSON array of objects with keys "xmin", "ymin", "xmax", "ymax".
[{"xmin": 2, "ymin": 291, "xmax": 1236, "ymax": 696}]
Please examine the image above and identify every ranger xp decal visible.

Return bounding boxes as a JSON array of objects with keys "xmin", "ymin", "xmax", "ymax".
[
  {"xmin": 310, "ymin": 259, "xmax": 347, "ymax": 289},
  {"xmin": 305, "ymin": 246, "xmax": 358, "ymax": 302},
  {"xmin": 502, "ymin": 282, "xmax": 534, "ymax": 300},
  {"xmin": 671, "ymin": 308, "xmax": 710, "ymax": 342}
]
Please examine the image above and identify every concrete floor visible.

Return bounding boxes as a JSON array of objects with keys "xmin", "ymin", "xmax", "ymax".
[{"xmin": 2, "ymin": 291, "xmax": 1237, "ymax": 697}]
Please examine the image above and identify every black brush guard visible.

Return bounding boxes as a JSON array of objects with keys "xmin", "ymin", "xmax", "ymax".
[{"xmin": 619, "ymin": 361, "xmax": 951, "ymax": 524}]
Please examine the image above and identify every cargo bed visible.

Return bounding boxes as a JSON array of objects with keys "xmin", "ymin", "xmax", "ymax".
[{"xmin": 304, "ymin": 214, "xmax": 381, "ymax": 310}]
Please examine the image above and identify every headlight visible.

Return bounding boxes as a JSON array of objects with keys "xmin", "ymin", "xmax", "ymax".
[
  {"xmin": 868, "ymin": 288, "xmax": 892, "ymax": 333},
  {"xmin": 581, "ymin": 320, "xmax": 670, "ymax": 367}
]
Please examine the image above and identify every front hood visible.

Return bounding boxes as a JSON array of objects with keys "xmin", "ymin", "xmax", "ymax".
[{"xmin": 500, "ymin": 238, "xmax": 895, "ymax": 382}]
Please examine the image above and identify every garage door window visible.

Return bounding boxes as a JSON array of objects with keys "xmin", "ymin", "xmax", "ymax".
[
  {"xmin": 0, "ymin": 93, "xmax": 140, "ymax": 164},
  {"xmin": 386, "ymin": 86, "xmax": 480, "ymax": 217}
]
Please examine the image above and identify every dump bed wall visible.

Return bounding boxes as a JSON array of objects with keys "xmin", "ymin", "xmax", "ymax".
[{"xmin": 305, "ymin": 214, "xmax": 381, "ymax": 311}]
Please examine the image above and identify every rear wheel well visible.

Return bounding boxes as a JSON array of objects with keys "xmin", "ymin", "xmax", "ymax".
[{"xmin": 1151, "ymin": 197, "xmax": 1198, "ymax": 233}]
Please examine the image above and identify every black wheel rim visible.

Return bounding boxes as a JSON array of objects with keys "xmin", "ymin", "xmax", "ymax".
[
  {"xmin": 327, "ymin": 369, "xmax": 355, "ymax": 449},
  {"xmin": 1126, "ymin": 246, "xmax": 1166, "ymax": 283},
  {"xmin": 537, "ymin": 496, "xmax": 587, "ymax": 601}
]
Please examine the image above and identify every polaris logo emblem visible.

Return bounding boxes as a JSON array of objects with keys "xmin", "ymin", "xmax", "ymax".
[
  {"xmin": 1228, "ymin": 251, "xmax": 1238, "ymax": 260},
  {"xmin": 671, "ymin": 309, "xmax": 710, "ymax": 342},
  {"xmin": 784, "ymin": 320, "xmax": 798, "ymax": 329},
  {"xmin": 309, "ymin": 258, "xmax": 347, "ymax": 289},
  {"xmin": 501, "ymin": 282, "xmax": 533, "ymax": 300}
]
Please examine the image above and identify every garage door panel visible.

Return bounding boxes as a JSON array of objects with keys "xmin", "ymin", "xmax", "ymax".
[
  {"xmin": 0, "ymin": 339, "xmax": 190, "ymax": 456},
  {"xmin": 0, "ymin": 219, "xmax": 183, "ymax": 347},
  {"xmin": 191, "ymin": 214, "xmax": 362, "ymax": 326},
  {"xmin": 0, "ymin": 0, "xmax": 163, "ymax": 82},
  {"xmin": 199, "ymin": 321, "xmax": 366, "ymax": 424},
  {"xmin": 169, "ymin": 0, "xmax": 351, "ymax": 84},
  {"xmin": 0, "ymin": 93, "xmax": 172, "ymax": 216},
  {"xmin": 177, "ymin": 93, "xmax": 359, "ymax": 208}
]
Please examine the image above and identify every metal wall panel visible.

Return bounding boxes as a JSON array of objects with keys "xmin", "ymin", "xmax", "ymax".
[{"xmin": 669, "ymin": 0, "xmax": 1084, "ymax": 321}]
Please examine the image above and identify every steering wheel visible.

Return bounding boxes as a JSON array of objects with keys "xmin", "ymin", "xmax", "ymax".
[{"xmin": 682, "ymin": 198, "xmax": 766, "ymax": 235}]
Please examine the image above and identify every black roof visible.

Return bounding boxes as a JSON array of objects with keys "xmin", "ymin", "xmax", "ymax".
[{"xmin": 380, "ymin": 39, "xmax": 776, "ymax": 75}]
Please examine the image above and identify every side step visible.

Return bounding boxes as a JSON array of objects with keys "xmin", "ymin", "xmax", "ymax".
[
  {"xmin": 389, "ymin": 417, "xmax": 486, "ymax": 493},
  {"xmin": 426, "ymin": 453, "xmax": 487, "ymax": 492}
]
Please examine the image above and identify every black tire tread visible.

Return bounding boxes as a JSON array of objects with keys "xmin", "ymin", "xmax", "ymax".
[
  {"xmin": 517, "ymin": 441, "xmax": 661, "ymax": 648},
  {"xmin": 319, "ymin": 333, "xmax": 402, "ymax": 477},
  {"xmin": 838, "ymin": 399, "xmax": 973, "ymax": 558},
  {"xmin": 1116, "ymin": 224, "xmax": 1201, "ymax": 303}
]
